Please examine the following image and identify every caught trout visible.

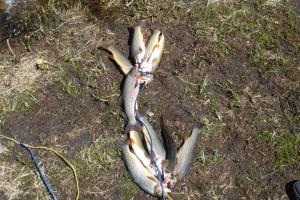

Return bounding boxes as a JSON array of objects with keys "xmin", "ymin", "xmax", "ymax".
[
  {"xmin": 136, "ymin": 112, "xmax": 166, "ymax": 161},
  {"xmin": 128, "ymin": 126, "xmax": 155, "ymax": 175},
  {"xmin": 160, "ymin": 117, "xmax": 177, "ymax": 173},
  {"xmin": 174, "ymin": 124, "xmax": 203, "ymax": 180},
  {"xmin": 140, "ymin": 31, "xmax": 165, "ymax": 73},
  {"xmin": 105, "ymin": 46, "xmax": 133, "ymax": 75},
  {"xmin": 131, "ymin": 25, "xmax": 145, "ymax": 65},
  {"xmin": 119, "ymin": 140, "xmax": 171, "ymax": 197},
  {"xmin": 123, "ymin": 68, "xmax": 152, "ymax": 126},
  {"xmin": 143, "ymin": 30, "xmax": 161, "ymax": 62}
]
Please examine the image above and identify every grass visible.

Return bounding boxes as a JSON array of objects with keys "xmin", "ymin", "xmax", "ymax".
[
  {"xmin": 116, "ymin": 174, "xmax": 138, "ymax": 199},
  {"xmin": 189, "ymin": 0, "xmax": 299, "ymax": 73},
  {"xmin": 258, "ymin": 131, "xmax": 300, "ymax": 167},
  {"xmin": 0, "ymin": 89, "xmax": 39, "ymax": 126}
]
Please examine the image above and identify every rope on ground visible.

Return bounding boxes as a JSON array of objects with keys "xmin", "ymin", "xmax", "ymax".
[
  {"xmin": 19, "ymin": 141, "xmax": 58, "ymax": 200},
  {"xmin": 0, "ymin": 134, "xmax": 80, "ymax": 200}
]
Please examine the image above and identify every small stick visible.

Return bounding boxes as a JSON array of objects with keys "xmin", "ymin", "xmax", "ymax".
[{"xmin": 6, "ymin": 38, "xmax": 16, "ymax": 59}]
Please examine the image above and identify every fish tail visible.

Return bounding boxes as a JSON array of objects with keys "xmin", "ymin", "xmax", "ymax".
[{"xmin": 192, "ymin": 122, "xmax": 205, "ymax": 135}]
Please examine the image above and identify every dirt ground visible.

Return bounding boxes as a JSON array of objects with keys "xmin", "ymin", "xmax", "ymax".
[{"xmin": 0, "ymin": 0, "xmax": 299, "ymax": 199}]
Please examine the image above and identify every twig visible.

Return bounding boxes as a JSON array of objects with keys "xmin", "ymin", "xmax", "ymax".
[
  {"xmin": 126, "ymin": 0, "xmax": 135, "ymax": 6},
  {"xmin": 176, "ymin": 76, "xmax": 199, "ymax": 87},
  {"xmin": 6, "ymin": 39, "xmax": 16, "ymax": 59}
]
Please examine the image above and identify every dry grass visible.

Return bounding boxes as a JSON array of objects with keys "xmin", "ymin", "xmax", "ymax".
[
  {"xmin": 0, "ymin": 3, "xmax": 110, "ymax": 106},
  {"xmin": 0, "ymin": 163, "xmax": 24, "ymax": 200},
  {"xmin": 264, "ymin": 0, "xmax": 283, "ymax": 6}
]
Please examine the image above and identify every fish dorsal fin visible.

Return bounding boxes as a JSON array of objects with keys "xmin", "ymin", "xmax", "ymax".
[{"xmin": 182, "ymin": 131, "xmax": 190, "ymax": 141}]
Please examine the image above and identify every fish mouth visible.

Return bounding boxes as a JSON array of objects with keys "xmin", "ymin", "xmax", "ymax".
[{"xmin": 154, "ymin": 182, "xmax": 172, "ymax": 197}]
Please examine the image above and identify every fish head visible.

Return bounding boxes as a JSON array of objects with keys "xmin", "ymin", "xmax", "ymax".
[
  {"xmin": 163, "ymin": 172, "xmax": 177, "ymax": 189},
  {"xmin": 154, "ymin": 182, "xmax": 172, "ymax": 197}
]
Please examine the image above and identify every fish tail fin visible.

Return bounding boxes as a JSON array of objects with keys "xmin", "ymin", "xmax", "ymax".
[
  {"xmin": 98, "ymin": 43, "xmax": 114, "ymax": 52},
  {"xmin": 192, "ymin": 122, "xmax": 205, "ymax": 135}
]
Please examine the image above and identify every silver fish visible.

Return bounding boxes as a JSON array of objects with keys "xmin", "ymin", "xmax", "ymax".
[
  {"xmin": 128, "ymin": 126, "xmax": 155, "ymax": 175},
  {"xmin": 136, "ymin": 112, "xmax": 166, "ymax": 161},
  {"xmin": 131, "ymin": 25, "xmax": 145, "ymax": 64},
  {"xmin": 140, "ymin": 32, "xmax": 165, "ymax": 73},
  {"xmin": 105, "ymin": 46, "xmax": 133, "ymax": 75},
  {"xmin": 119, "ymin": 140, "xmax": 171, "ymax": 197},
  {"xmin": 143, "ymin": 30, "xmax": 161, "ymax": 63},
  {"xmin": 160, "ymin": 117, "xmax": 177, "ymax": 173},
  {"xmin": 123, "ymin": 68, "xmax": 153, "ymax": 126},
  {"xmin": 174, "ymin": 124, "xmax": 203, "ymax": 180}
]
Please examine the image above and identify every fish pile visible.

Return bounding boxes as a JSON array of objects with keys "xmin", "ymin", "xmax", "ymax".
[{"xmin": 103, "ymin": 24, "xmax": 203, "ymax": 199}]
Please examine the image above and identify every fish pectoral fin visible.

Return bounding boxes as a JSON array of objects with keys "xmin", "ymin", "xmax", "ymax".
[
  {"xmin": 128, "ymin": 138, "xmax": 135, "ymax": 145},
  {"xmin": 147, "ymin": 175, "xmax": 158, "ymax": 183},
  {"xmin": 192, "ymin": 122, "xmax": 205, "ymax": 134}
]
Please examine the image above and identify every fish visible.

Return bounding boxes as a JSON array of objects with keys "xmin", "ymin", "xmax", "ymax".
[
  {"xmin": 119, "ymin": 140, "xmax": 171, "ymax": 197},
  {"xmin": 105, "ymin": 46, "xmax": 133, "ymax": 75},
  {"xmin": 130, "ymin": 25, "xmax": 146, "ymax": 65},
  {"xmin": 127, "ymin": 125, "xmax": 155, "ymax": 175},
  {"xmin": 174, "ymin": 124, "xmax": 203, "ymax": 180},
  {"xmin": 140, "ymin": 31, "xmax": 165, "ymax": 73},
  {"xmin": 136, "ymin": 112, "xmax": 166, "ymax": 161},
  {"xmin": 160, "ymin": 117, "xmax": 177, "ymax": 173},
  {"xmin": 123, "ymin": 68, "xmax": 153, "ymax": 126},
  {"xmin": 143, "ymin": 30, "xmax": 161, "ymax": 63}
]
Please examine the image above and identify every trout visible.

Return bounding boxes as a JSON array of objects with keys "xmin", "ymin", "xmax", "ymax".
[
  {"xmin": 136, "ymin": 112, "xmax": 166, "ymax": 161},
  {"xmin": 119, "ymin": 140, "xmax": 171, "ymax": 197},
  {"xmin": 123, "ymin": 68, "xmax": 153, "ymax": 126},
  {"xmin": 131, "ymin": 25, "xmax": 145, "ymax": 65},
  {"xmin": 174, "ymin": 124, "xmax": 203, "ymax": 180},
  {"xmin": 160, "ymin": 117, "xmax": 177, "ymax": 173},
  {"xmin": 140, "ymin": 32, "xmax": 164, "ymax": 73},
  {"xmin": 105, "ymin": 46, "xmax": 133, "ymax": 75}
]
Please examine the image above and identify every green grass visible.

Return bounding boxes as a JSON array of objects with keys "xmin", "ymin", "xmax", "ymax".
[
  {"xmin": 0, "ymin": 90, "xmax": 39, "ymax": 126},
  {"xmin": 258, "ymin": 131, "xmax": 300, "ymax": 167},
  {"xmin": 189, "ymin": 0, "xmax": 299, "ymax": 73},
  {"xmin": 116, "ymin": 174, "xmax": 138, "ymax": 199}
]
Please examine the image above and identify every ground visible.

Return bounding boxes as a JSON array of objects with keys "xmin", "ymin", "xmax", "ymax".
[{"xmin": 0, "ymin": 0, "xmax": 299, "ymax": 199}]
